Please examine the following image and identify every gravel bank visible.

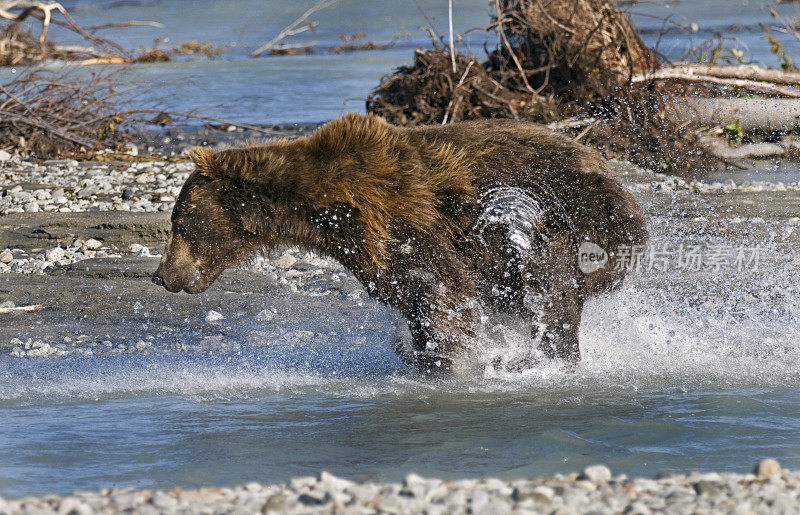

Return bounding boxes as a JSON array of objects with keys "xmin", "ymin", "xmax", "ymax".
[
  {"xmin": 2, "ymin": 157, "xmax": 799, "ymax": 276},
  {"xmin": 0, "ymin": 461, "xmax": 795, "ymax": 514}
]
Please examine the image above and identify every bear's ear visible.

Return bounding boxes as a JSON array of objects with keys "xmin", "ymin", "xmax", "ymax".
[{"xmin": 189, "ymin": 147, "xmax": 219, "ymax": 176}]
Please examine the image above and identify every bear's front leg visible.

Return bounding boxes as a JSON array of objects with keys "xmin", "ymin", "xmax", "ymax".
[
  {"xmin": 382, "ymin": 239, "xmax": 478, "ymax": 374},
  {"xmin": 402, "ymin": 276, "xmax": 478, "ymax": 373}
]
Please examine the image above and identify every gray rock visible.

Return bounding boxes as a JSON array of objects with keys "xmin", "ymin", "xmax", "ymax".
[
  {"xmin": 83, "ymin": 239, "xmax": 103, "ymax": 251},
  {"xmin": 284, "ymin": 269, "xmax": 304, "ymax": 280},
  {"xmin": 205, "ymin": 310, "xmax": 224, "ymax": 323},
  {"xmin": 273, "ymin": 253, "xmax": 298, "ymax": 269},
  {"xmin": 513, "ymin": 485, "xmax": 554, "ymax": 503},
  {"xmin": 0, "ymin": 300, "xmax": 14, "ymax": 309},
  {"xmin": 255, "ymin": 309, "xmax": 274, "ymax": 322},
  {"xmin": 0, "ymin": 150, "xmax": 11, "ymax": 161},
  {"xmin": 694, "ymin": 480, "xmax": 724, "ymax": 496},
  {"xmin": 150, "ymin": 491, "xmax": 178, "ymax": 509},
  {"xmin": 297, "ymin": 491, "xmax": 330, "ymax": 506},
  {"xmin": 45, "ymin": 246, "xmax": 65, "ymax": 263},
  {"xmin": 0, "ymin": 250, "xmax": 12, "ymax": 264},
  {"xmin": 318, "ymin": 471, "xmax": 354, "ymax": 490},
  {"xmin": 56, "ymin": 497, "xmax": 94, "ymax": 515}
]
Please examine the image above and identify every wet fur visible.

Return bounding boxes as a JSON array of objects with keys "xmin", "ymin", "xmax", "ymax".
[{"xmin": 156, "ymin": 113, "xmax": 648, "ymax": 373}]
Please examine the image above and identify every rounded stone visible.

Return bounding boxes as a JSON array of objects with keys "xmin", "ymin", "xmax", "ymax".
[
  {"xmin": 83, "ymin": 239, "xmax": 103, "ymax": 251},
  {"xmin": 581, "ymin": 464, "xmax": 612, "ymax": 483},
  {"xmin": 754, "ymin": 458, "xmax": 782, "ymax": 478},
  {"xmin": 273, "ymin": 253, "xmax": 298, "ymax": 269},
  {"xmin": 45, "ymin": 246, "xmax": 65, "ymax": 263},
  {"xmin": 205, "ymin": 310, "xmax": 224, "ymax": 323}
]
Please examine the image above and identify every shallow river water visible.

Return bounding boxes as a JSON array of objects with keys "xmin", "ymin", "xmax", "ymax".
[
  {"xmin": 4, "ymin": 0, "xmax": 798, "ymax": 124},
  {"xmin": 1, "ymin": 0, "xmax": 800, "ymax": 501},
  {"xmin": 2, "ymin": 163, "xmax": 800, "ymax": 498}
]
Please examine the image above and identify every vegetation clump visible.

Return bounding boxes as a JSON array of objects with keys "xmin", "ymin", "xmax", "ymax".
[{"xmin": 367, "ymin": 0, "xmax": 716, "ymax": 172}]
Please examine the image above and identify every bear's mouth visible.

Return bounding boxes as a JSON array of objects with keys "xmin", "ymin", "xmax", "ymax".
[{"xmin": 179, "ymin": 267, "xmax": 219, "ymax": 294}]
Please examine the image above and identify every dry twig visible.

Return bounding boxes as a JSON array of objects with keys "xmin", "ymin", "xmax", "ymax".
[
  {"xmin": 251, "ymin": 0, "xmax": 337, "ymax": 58},
  {"xmin": 0, "ymin": 304, "xmax": 43, "ymax": 314}
]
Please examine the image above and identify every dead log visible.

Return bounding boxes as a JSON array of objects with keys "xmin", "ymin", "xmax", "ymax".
[
  {"xmin": 670, "ymin": 98, "xmax": 800, "ymax": 134},
  {"xmin": 635, "ymin": 65, "xmax": 800, "ymax": 98},
  {"xmin": 648, "ymin": 64, "xmax": 800, "ymax": 86},
  {"xmin": 699, "ymin": 135, "xmax": 787, "ymax": 160}
]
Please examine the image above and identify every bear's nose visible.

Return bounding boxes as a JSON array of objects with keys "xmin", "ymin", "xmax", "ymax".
[{"xmin": 151, "ymin": 272, "xmax": 165, "ymax": 287}]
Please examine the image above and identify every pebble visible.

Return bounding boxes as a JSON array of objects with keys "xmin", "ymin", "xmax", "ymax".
[
  {"xmin": 205, "ymin": 310, "xmax": 224, "ymax": 323},
  {"xmin": 45, "ymin": 246, "xmax": 65, "ymax": 263},
  {"xmin": 581, "ymin": 464, "xmax": 612, "ymax": 483},
  {"xmin": 0, "ymin": 159, "xmax": 193, "ymax": 216},
  {"xmin": 128, "ymin": 243, "xmax": 151, "ymax": 256},
  {"xmin": 1, "ymin": 464, "xmax": 797, "ymax": 515},
  {"xmin": 83, "ymin": 238, "xmax": 103, "ymax": 251},
  {"xmin": 284, "ymin": 269, "xmax": 305, "ymax": 279},
  {"xmin": 0, "ymin": 150, "xmax": 11, "ymax": 161},
  {"xmin": 255, "ymin": 309, "xmax": 274, "ymax": 322},
  {"xmin": 0, "ymin": 244, "xmax": 120, "ymax": 275},
  {"xmin": 273, "ymin": 252, "xmax": 298, "ymax": 269}
]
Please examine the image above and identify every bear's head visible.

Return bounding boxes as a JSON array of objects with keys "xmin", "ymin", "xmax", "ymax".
[{"xmin": 152, "ymin": 148, "xmax": 266, "ymax": 293}]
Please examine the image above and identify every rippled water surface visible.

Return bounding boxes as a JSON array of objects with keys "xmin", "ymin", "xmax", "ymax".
[
  {"xmin": 2, "ymin": 0, "xmax": 800, "ymax": 500},
  {"xmin": 3, "ymin": 0, "xmax": 797, "ymax": 124},
  {"xmin": 3, "ymin": 164, "xmax": 800, "ymax": 497}
]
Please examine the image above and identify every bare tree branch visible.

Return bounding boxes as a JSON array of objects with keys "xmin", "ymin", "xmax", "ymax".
[{"xmin": 250, "ymin": 0, "xmax": 337, "ymax": 58}]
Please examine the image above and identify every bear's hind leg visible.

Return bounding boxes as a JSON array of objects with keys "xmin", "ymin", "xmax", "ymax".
[
  {"xmin": 533, "ymin": 292, "xmax": 583, "ymax": 364},
  {"xmin": 523, "ymin": 235, "xmax": 586, "ymax": 364}
]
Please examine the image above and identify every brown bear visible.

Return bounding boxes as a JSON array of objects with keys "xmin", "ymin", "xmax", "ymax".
[{"xmin": 152, "ymin": 113, "xmax": 647, "ymax": 373}]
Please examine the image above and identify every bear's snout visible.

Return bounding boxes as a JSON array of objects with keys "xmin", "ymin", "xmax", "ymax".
[
  {"xmin": 151, "ymin": 264, "xmax": 189, "ymax": 293},
  {"xmin": 152, "ymin": 261, "xmax": 208, "ymax": 294},
  {"xmin": 151, "ymin": 271, "xmax": 165, "ymax": 287}
]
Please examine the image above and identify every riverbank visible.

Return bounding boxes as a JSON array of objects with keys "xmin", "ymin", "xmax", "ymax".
[
  {"xmin": 2, "ymin": 155, "xmax": 800, "ymax": 357},
  {"xmin": 0, "ymin": 460, "xmax": 795, "ymax": 513}
]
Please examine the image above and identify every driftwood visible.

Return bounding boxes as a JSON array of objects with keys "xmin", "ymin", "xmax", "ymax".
[
  {"xmin": 635, "ymin": 64, "xmax": 800, "ymax": 98},
  {"xmin": 0, "ymin": 1, "xmax": 163, "ymax": 64},
  {"xmin": 368, "ymin": 0, "xmax": 800, "ymax": 172},
  {"xmin": 0, "ymin": 304, "xmax": 43, "ymax": 314},
  {"xmin": 652, "ymin": 64, "xmax": 800, "ymax": 86},
  {"xmin": 0, "ymin": 67, "xmax": 128, "ymax": 156},
  {"xmin": 251, "ymin": 0, "xmax": 336, "ymax": 58},
  {"xmin": 699, "ymin": 136, "xmax": 788, "ymax": 160},
  {"xmin": 672, "ymin": 98, "xmax": 800, "ymax": 133},
  {"xmin": 0, "ymin": 1, "xmax": 131, "ymax": 58},
  {"xmin": 368, "ymin": 0, "xmax": 720, "ymax": 173}
]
